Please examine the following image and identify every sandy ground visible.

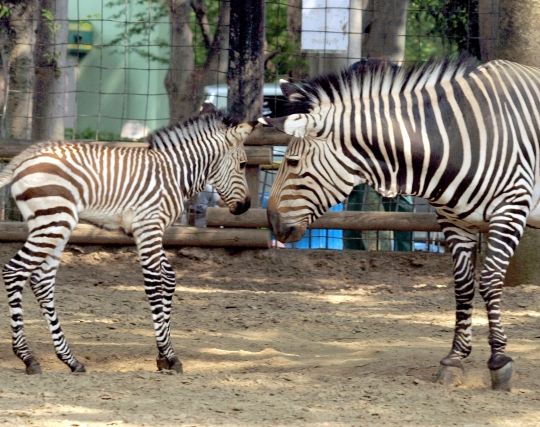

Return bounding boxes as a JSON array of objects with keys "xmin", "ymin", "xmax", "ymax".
[{"xmin": 0, "ymin": 242, "xmax": 538, "ymax": 426}]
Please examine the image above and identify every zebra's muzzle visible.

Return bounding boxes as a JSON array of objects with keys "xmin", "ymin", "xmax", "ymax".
[
  {"xmin": 267, "ymin": 209, "xmax": 306, "ymax": 243},
  {"xmin": 229, "ymin": 196, "xmax": 251, "ymax": 215}
]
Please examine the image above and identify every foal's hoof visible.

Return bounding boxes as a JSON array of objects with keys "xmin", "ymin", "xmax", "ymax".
[
  {"xmin": 156, "ymin": 355, "xmax": 183, "ymax": 374},
  {"xmin": 25, "ymin": 360, "xmax": 42, "ymax": 375},
  {"xmin": 436, "ymin": 357, "xmax": 464, "ymax": 386},
  {"xmin": 70, "ymin": 361, "xmax": 86, "ymax": 373},
  {"xmin": 489, "ymin": 355, "xmax": 513, "ymax": 391}
]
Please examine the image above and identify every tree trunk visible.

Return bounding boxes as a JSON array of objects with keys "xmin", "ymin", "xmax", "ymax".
[
  {"xmin": 286, "ymin": 0, "xmax": 305, "ymax": 80},
  {"xmin": 0, "ymin": 1, "xmax": 39, "ymax": 139},
  {"xmin": 165, "ymin": 0, "xmax": 195, "ymax": 123},
  {"xmin": 201, "ymin": 0, "xmax": 230, "ymax": 86},
  {"xmin": 362, "ymin": 0, "xmax": 409, "ymax": 62},
  {"xmin": 486, "ymin": 0, "xmax": 540, "ymax": 286},
  {"xmin": 227, "ymin": 0, "xmax": 265, "ymax": 122},
  {"xmin": 32, "ymin": 0, "xmax": 68, "ymax": 141},
  {"xmin": 478, "ymin": 0, "xmax": 499, "ymax": 60},
  {"xmin": 495, "ymin": 0, "xmax": 540, "ymax": 66},
  {"xmin": 165, "ymin": 0, "xmax": 231, "ymax": 123},
  {"xmin": 228, "ymin": 0, "xmax": 265, "ymax": 208}
]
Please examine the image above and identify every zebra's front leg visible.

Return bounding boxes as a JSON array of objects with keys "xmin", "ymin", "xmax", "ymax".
[
  {"xmin": 157, "ymin": 253, "xmax": 183, "ymax": 373},
  {"xmin": 436, "ymin": 224, "xmax": 478, "ymax": 386},
  {"xmin": 134, "ymin": 226, "xmax": 182, "ymax": 373},
  {"xmin": 30, "ymin": 264, "xmax": 86, "ymax": 373}
]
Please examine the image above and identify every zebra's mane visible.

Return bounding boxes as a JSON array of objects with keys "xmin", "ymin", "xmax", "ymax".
[
  {"xmin": 284, "ymin": 55, "xmax": 480, "ymax": 114},
  {"xmin": 147, "ymin": 111, "xmax": 238, "ymax": 150}
]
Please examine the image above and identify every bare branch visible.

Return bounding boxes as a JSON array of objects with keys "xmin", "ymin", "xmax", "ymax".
[{"xmin": 190, "ymin": 0, "xmax": 211, "ymax": 50}]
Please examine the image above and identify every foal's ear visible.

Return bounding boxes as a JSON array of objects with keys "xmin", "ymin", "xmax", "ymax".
[
  {"xmin": 258, "ymin": 114, "xmax": 311, "ymax": 138},
  {"xmin": 200, "ymin": 102, "xmax": 217, "ymax": 114}
]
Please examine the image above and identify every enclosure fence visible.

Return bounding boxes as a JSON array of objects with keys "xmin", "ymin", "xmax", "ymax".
[{"xmin": 0, "ymin": 0, "xmax": 502, "ymax": 251}]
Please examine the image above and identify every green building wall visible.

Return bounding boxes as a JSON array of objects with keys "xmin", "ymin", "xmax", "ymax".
[{"xmin": 68, "ymin": 1, "xmax": 170, "ymax": 138}]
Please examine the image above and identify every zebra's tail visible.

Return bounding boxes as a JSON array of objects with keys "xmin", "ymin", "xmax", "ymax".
[{"xmin": 0, "ymin": 142, "xmax": 54, "ymax": 189}]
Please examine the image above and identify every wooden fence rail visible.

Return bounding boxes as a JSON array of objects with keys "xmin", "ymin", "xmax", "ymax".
[
  {"xmin": 0, "ymin": 222, "xmax": 270, "ymax": 248},
  {"xmin": 0, "ymin": 135, "xmax": 486, "ymax": 248},
  {"xmin": 0, "ymin": 139, "xmax": 273, "ymax": 165},
  {"xmin": 208, "ymin": 208, "xmax": 440, "ymax": 231},
  {"xmin": 207, "ymin": 207, "xmax": 489, "ymax": 233}
]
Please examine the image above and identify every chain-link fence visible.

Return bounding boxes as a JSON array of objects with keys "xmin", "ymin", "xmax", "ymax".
[{"xmin": 0, "ymin": 0, "xmax": 503, "ymax": 251}]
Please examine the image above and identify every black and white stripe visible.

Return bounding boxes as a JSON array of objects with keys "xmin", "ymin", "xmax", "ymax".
[
  {"xmin": 1, "ymin": 109, "xmax": 253, "ymax": 374},
  {"xmin": 263, "ymin": 57, "xmax": 540, "ymax": 390}
]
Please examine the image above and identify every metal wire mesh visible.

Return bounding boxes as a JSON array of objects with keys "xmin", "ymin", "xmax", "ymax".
[{"xmin": 0, "ymin": 0, "xmax": 499, "ymax": 251}]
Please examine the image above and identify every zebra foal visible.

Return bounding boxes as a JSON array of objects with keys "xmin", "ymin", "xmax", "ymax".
[
  {"xmin": 1, "ymin": 105, "xmax": 254, "ymax": 374},
  {"xmin": 261, "ymin": 57, "xmax": 540, "ymax": 391}
]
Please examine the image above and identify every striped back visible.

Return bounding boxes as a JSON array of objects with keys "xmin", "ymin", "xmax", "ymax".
[{"xmin": 6, "ymin": 111, "xmax": 254, "ymax": 228}]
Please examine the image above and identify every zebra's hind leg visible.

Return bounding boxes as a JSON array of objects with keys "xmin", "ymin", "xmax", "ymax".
[
  {"xmin": 133, "ymin": 224, "xmax": 182, "ymax": 373},
  {"xmin": 29, "ymin": 261, "xmax": 86, "ymax": 373},
  {"xmin": 477, "ymin": 210, "xmax": 528, "ymax": 391},
  {"xmin": 436, "ymin": 223, "xmax": 478, "ymax": 386},
  {"xmin": 3, "ymin": 255, "xmax": 41, "ymax": 374}
]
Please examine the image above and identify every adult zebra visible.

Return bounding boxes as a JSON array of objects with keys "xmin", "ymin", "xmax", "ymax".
[
  {"xmin": 1, "ymin": 104, "xmax": 254, "ymax": 375},
  {"xmin": 261, "ymin": 57, "xmax": 540, "ymax": 391}
]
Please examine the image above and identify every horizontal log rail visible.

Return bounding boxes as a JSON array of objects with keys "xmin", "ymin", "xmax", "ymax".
[
  {"xmin": 0, "ymin": 139, "xmax": 273, "ymax": 165},
  {"xmin": 245, "ymin": 126, "xmax": 290, "ymax": 146},
  {"xmin": 207, "ymin": 207, "xmax": 489, "ymax": 233},
  {"xmin": 0, "ymin": 222, "xmax": 270, "ymax": 248}
]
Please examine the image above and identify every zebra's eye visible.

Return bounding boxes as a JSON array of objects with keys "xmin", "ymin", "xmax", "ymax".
[
  {"xmin": 239, "ymin": 161, "xmax": 247, "ymax": 170},
  {"xmin": 287, "ymin": 158, "xmax": 300, "ymax": 167}
]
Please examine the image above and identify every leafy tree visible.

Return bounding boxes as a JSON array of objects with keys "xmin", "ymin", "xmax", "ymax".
[
  {"xmin": 106, "ymin": 0, "xmax": 229, "ymax": 122},
  {"xmin": 406, "ymin": 0, "xmax": 479, "ymax": 61},
  {"xmin": 265, "ymin": 0, "xmax": 308, "ymax": 80}
]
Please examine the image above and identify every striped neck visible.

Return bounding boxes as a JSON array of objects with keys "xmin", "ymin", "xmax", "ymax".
[{"xmin": 148, "ymin": 114, "xmax": 228, "ymax": 197}]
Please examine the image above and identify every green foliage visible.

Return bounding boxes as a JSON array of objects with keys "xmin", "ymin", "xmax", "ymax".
[
  {"xmin": 105, "ymin": 0, "xmax": 307, "ymax": 78},
  {"xmin": 106, "ymin": 0, "xmax": 169, "ymax": 64},
  {"xmin": 265, "ymin": 1, "xmax": 308, "ymax": 80},
  {"xmin": 41, "ymin": 7, "xmax": 60, "ymax": 34},
  {"xmin": 0, "ymin": 3, "xmax": 11, "ymax": 19},
  {"xmin": 65, "ymin": 127, "xmax": 131, "ymax": 141},
  {"xmin": 191, "ymin": 0, "xmax": 220, "ymax": 67},
  {"xmin": 105, "ymin": 0, "xmax": 224, "ymax": 67},
  {"xmin": 406, "ymin": 0, "xmax": 479, "ymax": 61}
]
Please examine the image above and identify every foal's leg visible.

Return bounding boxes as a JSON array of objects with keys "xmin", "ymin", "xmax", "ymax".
[
  {"xmin": 3, "ymin": 248, "xmax": 38, "ymax": 374},
  {"xmin": 133, "ymin": 222, "xmax": 181, "ymax": 372},
  {"xmin": 436, "ymin": 223, "xmax": 478, "ymax": 386},
  {"xmin": 2, "ymin": 224, "xmax": 83, "ymax": 373},
  {"xmin": 160, "ymin": 252, "xmax": 182, "ymax": 370},
  {"xmin": 30, "ymin": 256, "xmax": 85, "ymax": 373}
]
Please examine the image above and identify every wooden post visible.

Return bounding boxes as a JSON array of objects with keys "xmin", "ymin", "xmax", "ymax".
[{"xmin": 228, "ymin": 0, "xmax": 265, "ymax": 207}]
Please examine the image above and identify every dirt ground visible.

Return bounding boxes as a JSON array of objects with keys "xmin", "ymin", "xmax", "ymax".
[{"xmin": 0, "ymin": 242, "xmax": 538, "ymax": 426}]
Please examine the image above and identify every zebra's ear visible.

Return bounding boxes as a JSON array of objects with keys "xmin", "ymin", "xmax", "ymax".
[
  {"xmin": 259, "ymin": 114, "xmax": 310, "ymax": 138},
  {"xmin": 279, "ymin": 79, "xmax": 306, "ymax": 101},
  {"xmin": 200, "ymin": 102, "xmax": 217, "ymax": 114}
]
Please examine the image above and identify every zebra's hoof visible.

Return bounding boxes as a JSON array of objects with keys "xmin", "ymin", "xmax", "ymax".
[
  {"xmin": 489, "ymin": 356, "xmax": 513, "ymax": 391},
  {"xmin": 70, "ymin": 361, "xmax": 86, "ymax": 373},
  {"xmin": 25, "ymin": 360, "xmax": 42, "ymax": 375},
  {"xmin": 156, "ymin": 355, "xmax": 183, "ymax": 374},
  {"xmin": 436, "ymin": 357, "xmax": 464, "ymax": 386}
]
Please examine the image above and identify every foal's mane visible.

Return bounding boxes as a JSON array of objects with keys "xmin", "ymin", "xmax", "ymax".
[
  {"xmin": 148, "ymin": 111, "xmax": 238, "ymax": 151},
  {"xmin": 284, "ymin": 55, "xmax": 480, "ymax": 114}
]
